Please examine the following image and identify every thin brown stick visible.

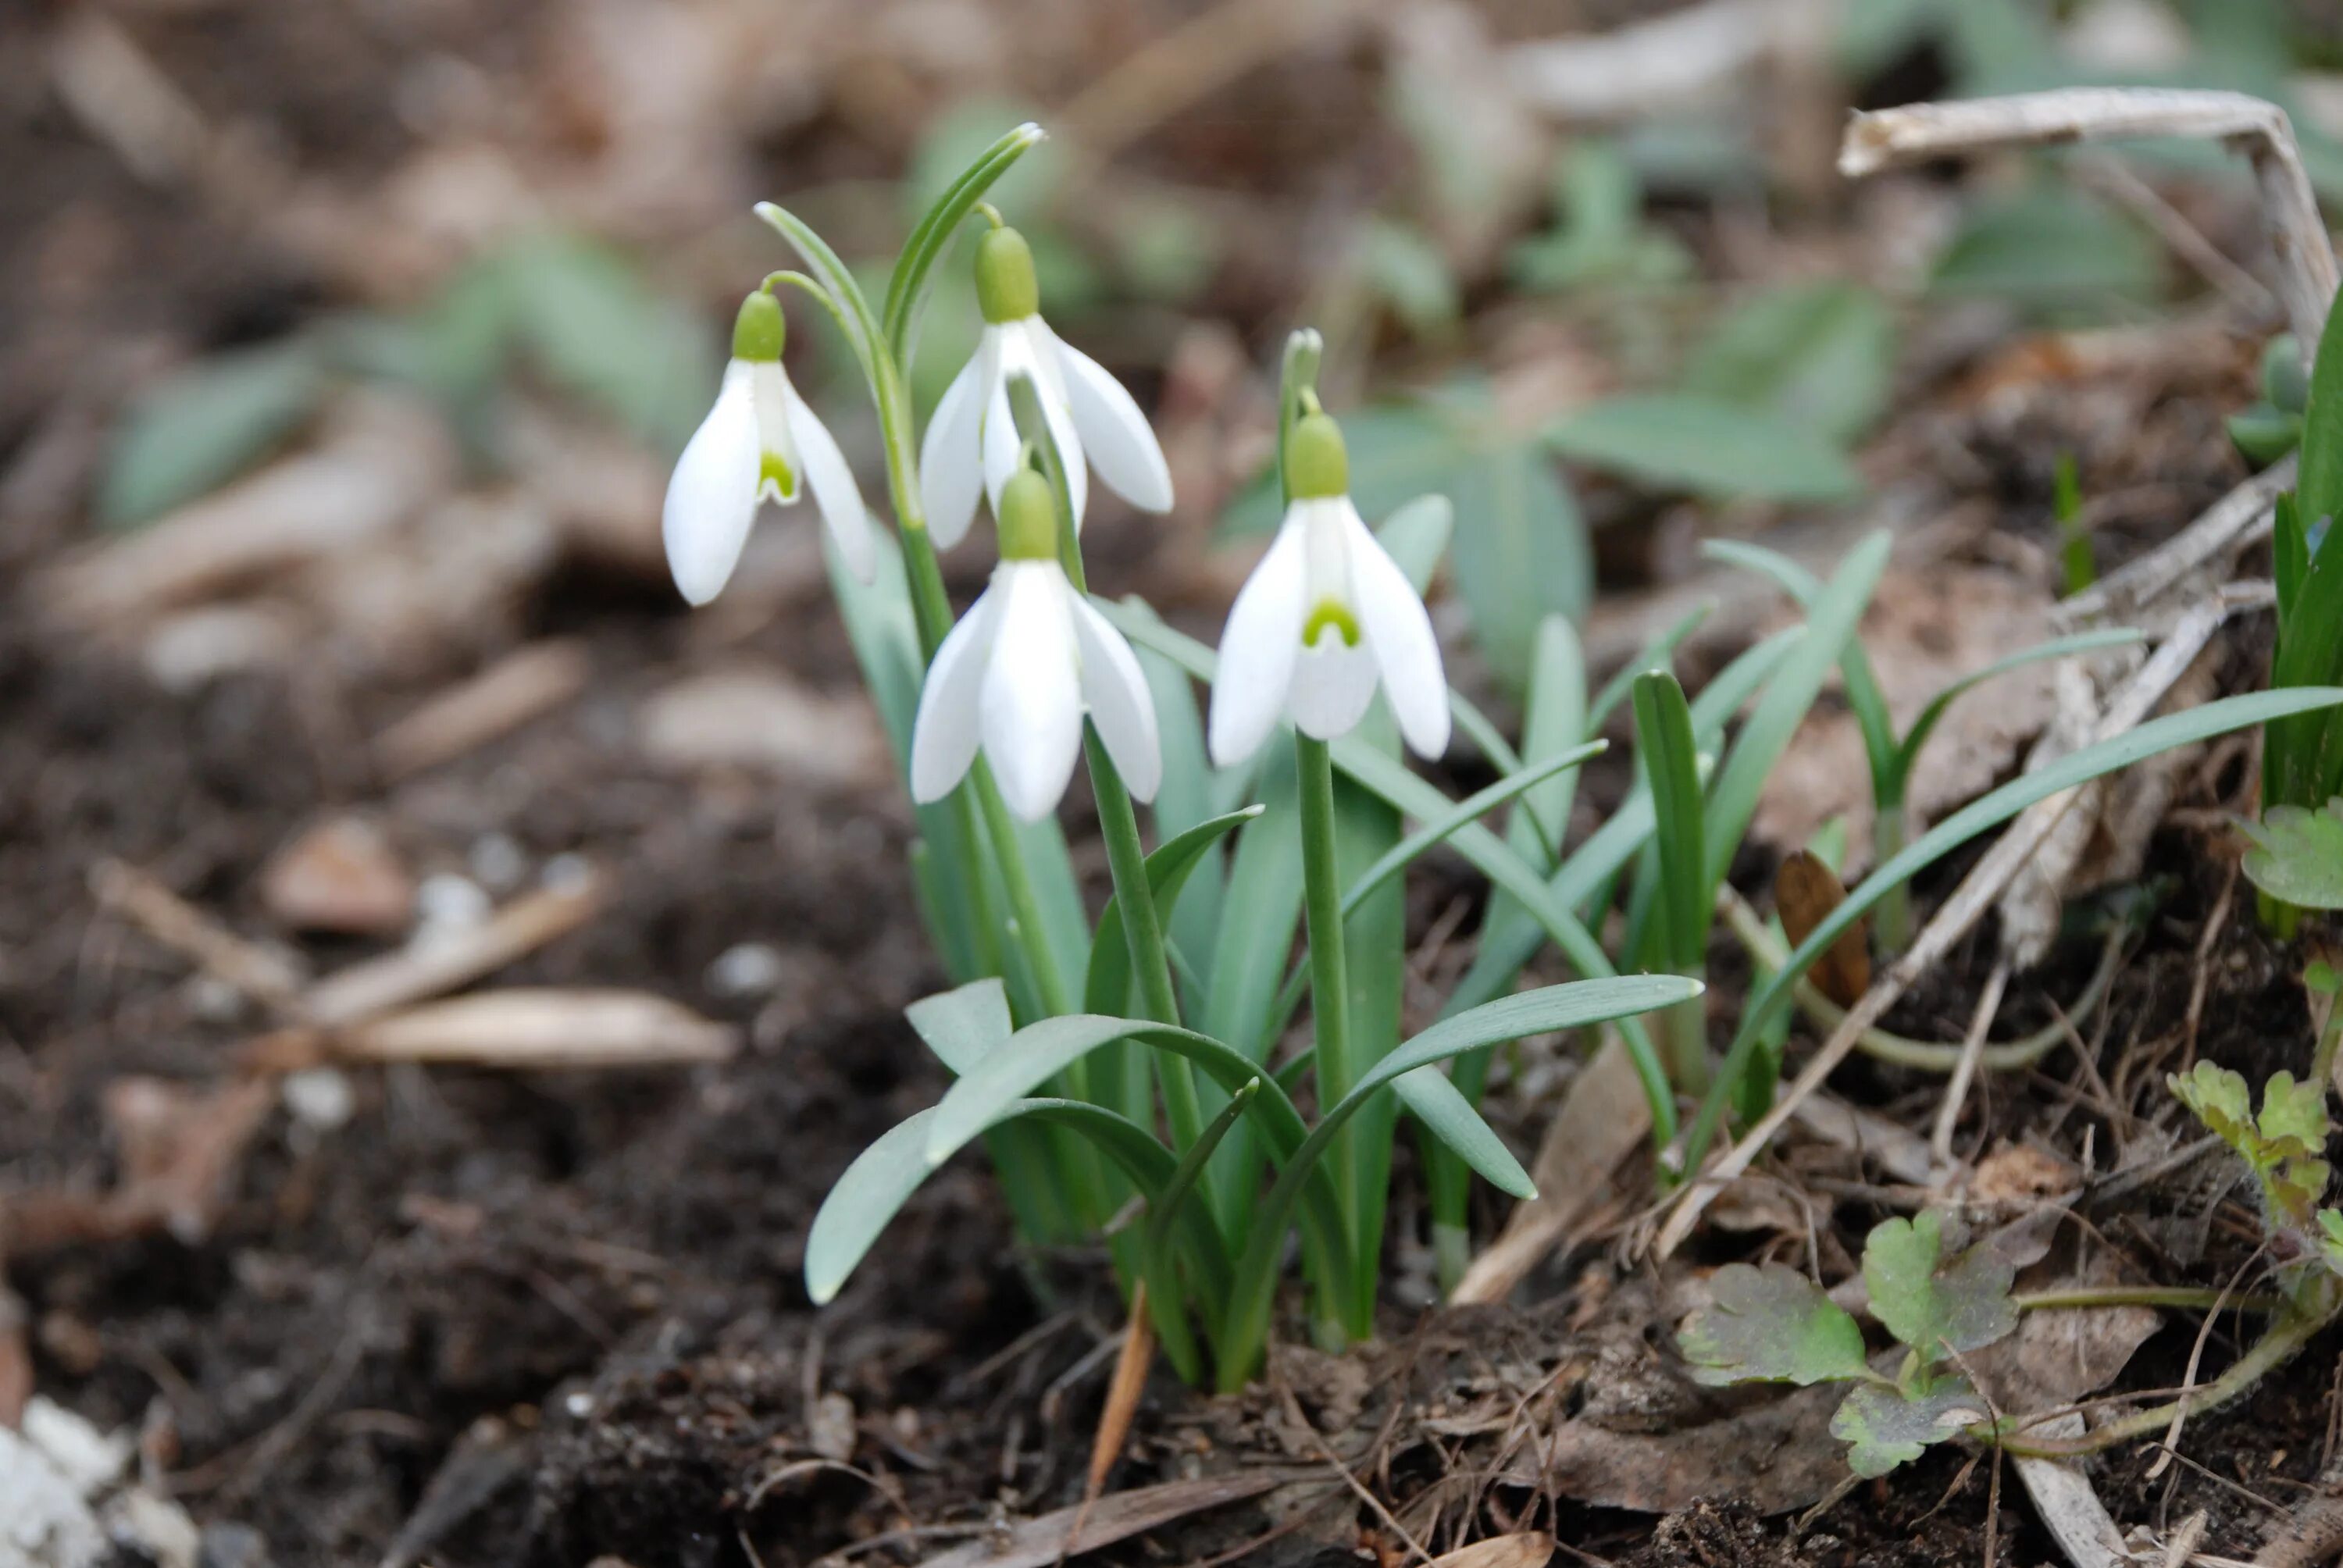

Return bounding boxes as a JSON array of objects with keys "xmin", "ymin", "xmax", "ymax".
[{"xmin": 91, "ymin": 859, "xmax": 305, "ymax": 1010}]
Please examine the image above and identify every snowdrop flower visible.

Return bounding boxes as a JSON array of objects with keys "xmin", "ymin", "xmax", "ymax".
[
  {"xmin": 918, "ymin": 225, "xmax": 1174, "ymax": 550},
  {"xmin": 663, "ymin": 288, "xmax": 877, "ymax": 603},
  {"xmin": 910, "ymin": 470, "xmax": 1161, "ymax": 821},
  {"xmin": 1207, "ymin": 411, "xmax": 1450, "ymax": 767}
]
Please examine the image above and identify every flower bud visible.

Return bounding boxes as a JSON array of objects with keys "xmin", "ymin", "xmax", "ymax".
[
  {"xmin": 732, "ymin": 290, "xmax": 786, "ymax": 362},
  {"xmin": 996, "ymin": 469, "xmax": 1060, "ymax": 561},
  {"xmin": 975, "ymin": 226, "xmax": 1040, "ymax": 325},
  {"xmin": 1285, "ymin": 412, "xmax": 1349, "ymax": 501}
]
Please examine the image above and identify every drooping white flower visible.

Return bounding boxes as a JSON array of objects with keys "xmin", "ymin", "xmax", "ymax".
[
  {"xmin": 918, "ymin": 224, "xmax": 1174, "ymax": 551},
  {"xmin": 1207, "ymin": 411, "xmax": 1450, "ymax": 768},
  {"xmin": 910, "ymin": 470, "xmax": 1161, "ymax": 821},
  {"xmin": 663, "ymin": 288, "xmax": 877, "ymax": 603}
]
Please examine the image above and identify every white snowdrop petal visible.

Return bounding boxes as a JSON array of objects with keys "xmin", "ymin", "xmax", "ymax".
[
  {"xmin": 919, "ymin": 342, "xmax": 990, "ymax": 550},
  {"xmin": 1069, "ymin": 593, "xmax": 1162, "ymax": 803},
  {"xmin": 751, "ymin": 362, "xmax": 801, "ymax": 501},
  {"xmin": 1207, "ymin": 515, "xmax": 1309, "ymax": 768},
  {"xmin": 1342, "ymin": 501, "xmax": 1451, "ymax": 758},
  {"xmin": 1047, "ymin": 326, "xmax": 1173, "ymax": 513},
  {"xmin": 662, "ymin": 362, "xmax": 762, "ymax": 605},
  {"xmin": 985, "ymin": 325, "xmax": 1089, "ymax": 528},
  {"xmin": 979, "ymin": 563, "xmax": 1085, "ymax": 821},
  {"xmin": 781, "ymin": 386, "xmax": 877, "ymax": 583},
  {"xmin": 909, "ymin": 588, "xmax": 1000, "ymax": 804},
  {"xmin": 1289, "ymin": 629, "xmax": 1380, "ymax": 741}
]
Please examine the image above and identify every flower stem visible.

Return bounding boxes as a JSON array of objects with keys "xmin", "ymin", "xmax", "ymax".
[
  {"xmin": 1088, "ymin": 731, "xmax": 1204, "ymax": 1145},
  {"xmin": 1296, "ymin": 732, "xmax": 1358, "ymax": 1341},
  {"xmin": 2013, "ymin": 1285, "xmax": 2287, "ymax": 1314}
]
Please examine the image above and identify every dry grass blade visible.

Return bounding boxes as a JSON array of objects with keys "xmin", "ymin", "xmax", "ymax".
[
  {"xmin": 300, "ymin": 872, "xmax": 608, "ymax": 1027},
  {"xmin": 91, "ymin": 858, "xmax": 306, "ymax": 1010},
  {"xmin": 372, "ymin": 639, "xmax": 590, "ymax": 781},
  {"xmin": 1930, "ymin": 958, "xmax": 2011, "ymax": 1167},
  {"xmin": 333, "ymin": 989, "xmax": 736, "ymax": 1070},
  {"xmin": 1086, "ymin": 1292, "xmax": 1154, "ymax": 1499}
]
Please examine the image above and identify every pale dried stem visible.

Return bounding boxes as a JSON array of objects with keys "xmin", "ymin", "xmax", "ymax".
[
  {"xmin": 1656, "ymin": 590, "xmax": 2245, "ymax": 1257},
  {"xmin": 1929, "ymin": 957, "xmax": 2011, "ymax": 1167},
  {"xmin": 1841, "ymin": 89, "xmax": 2338, "ymax": 351}
]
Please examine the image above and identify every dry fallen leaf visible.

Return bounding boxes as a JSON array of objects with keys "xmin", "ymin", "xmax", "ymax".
[
  {"xmin": 1774, "ymin": 850, "xmax": 1869, "ymax": 1007},
  {"xmin": 261, "ymin": 817, "xmax": 414, "ymax": 937}
]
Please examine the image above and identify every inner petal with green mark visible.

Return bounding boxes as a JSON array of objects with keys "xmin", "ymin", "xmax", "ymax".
[
  {"xmin": 759, "ymin": 450, "xmax": 800, "ymax": 502},
  {"xmin": 1302, "ymin": 598, "xmax": 1360, "ymax": 649}
]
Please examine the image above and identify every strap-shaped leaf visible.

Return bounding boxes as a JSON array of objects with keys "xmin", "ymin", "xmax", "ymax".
[
  {"xmin": 905, "ymin": 978, "xmax": 1013, "ymax": 1074},
  {"xmin": 883, "ymin": 122, "xmax": 1044, "ymax": 365},
  {"xmin": 1086, "ymin": 808, "xmax": 1264, "ymax": 1014},
  {"xmin": 1217, "ymin": 975, "xmax": 1700, "ymax": 1388},
  {"xmin": 1702, "ymin": 538, "xmax": 1895, "ymax": 786},
  {"xmin": 1393, "ymin": 1068, "xmax": 1533, "ymax": 1198},
  {"xmin": 1634, "ymin": 670, "xmax": 1706, "ymax": 975},
  {"xmin": 1685, "ymin": 685, "xmax": 2343, "ymax": 1174},
  {"xmin": 807, "ymin": 1097, "xmax": 1172, "ymax": 1305},
  {"xmin": 922, "ymin": 1014, "xmax": 1357, "ymax": 1292},
  {"xmin": 1884, "ymin": 628, "xmax": 2143, "ymax": 803}
]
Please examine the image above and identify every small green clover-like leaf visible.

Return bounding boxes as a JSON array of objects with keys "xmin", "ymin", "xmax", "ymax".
[
  {"xmin": 2170, "ymin": 1062, "xmax": 2256, "ymax": 1149},
  {"xmin": 2320, "ymin": 1210, "xmax": 2343, "ymax": 1275},
  {"xmin": 1678, "ymin": 1263, "xmax": 1870, "ymax": 1388},
  {"xmin": 2259, "ymin": 1072, "xmax": 2329, "ymax": 1153},
  {"xmin": 2239, "ymin": 800, "xmax": 2343, "ymax": 911},
  {"xmin": 2173, "ymin": 1064, "xmax": 2334, "ymax": 1229},
  {"xmin": 1860, "ymin": 1211, "xmax": 2018, "ymax": 1364},
  {"xmin": 1830, "ymin": 1377, "xmax": 1991, "ymax": 1479}
]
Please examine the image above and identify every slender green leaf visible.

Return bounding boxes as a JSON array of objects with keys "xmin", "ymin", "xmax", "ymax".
[
  {"xmin": 884, "ymin": 122, "xmax": 1044, "ymax": 364},
  {"xmin": 1218, "ymin": 976, "xmax": 1699, "ymax": 1386},
  {"xmin": 1447, "ymin": 441, "xmax": 1591, "ymax": 687},
  {"xmin": 1930, "ymin": 187, "xmax": 2161, "ymax": 313},
  {"xmin": 1547, "ymin": 395, "xmax": 1863, "ymax": 504},
  {"xmin": 502, "ymin": 235, "xmax": 718, "ymax": 454},
  {"xmin": 1634, "ymin": 670, "xmax": 1706, "ymax": 974},
  {"xmin": 1086, "ymin": 807, "xmax": 1264, "ymax": 1015},
  {"xmin": 1702, "ymin": 533, "xmax": 1890, "ymax": 896},
  {"xmin": 1886, "ymin": 629, "xmax": 2145, "ymax": 799},
  {"xmin": 1688, "ymin": 686, "xmax": 2343, "ymax": 1173},
  {"xmin": 905, "ymin": 978, "xmax": 1014, "ymax": 1074},
  {"xmin": 2298, "ymin": 297, "xmax": 2343, "ymax": 534},
  {"xmin": 1588, "ymin": 600, "xmax": 1714, "ymax": 733},
  {"xmin": 806, "ymin": 1098, "xmax": 1172, "ymax": 1305},
  {"xmin": 2277, "ymin": 491, "xmax": 2309, "ymax": 629},
  {"xmin": 1701, "ymin": 538, "xmax": 1895, "ymax": 788},
  {"xmin": 1393, "ymin": 1068, "xmax": 1533, "ymax": 1199},
  {"xmin": 101, "ymin": 342, "xmax": 326, "ymax": 527},
  {"xmin": 1685, "ymin": 282, "xmax": 1895, "ymax": 446}
]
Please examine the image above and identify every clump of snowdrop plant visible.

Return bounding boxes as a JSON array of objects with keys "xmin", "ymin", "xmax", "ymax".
[{"xmin": 663, "ymin": 123, "xmax": 2328, "ymax": 1390}]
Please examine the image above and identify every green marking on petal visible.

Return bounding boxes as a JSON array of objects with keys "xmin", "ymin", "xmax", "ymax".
[
  {"xmin": 1303, "ymin": 598, "xmax": 1360, "ymax": 648},
  {"xmin": 761, "ymin": 450, "xmax": 799, "ymax": 501}
]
